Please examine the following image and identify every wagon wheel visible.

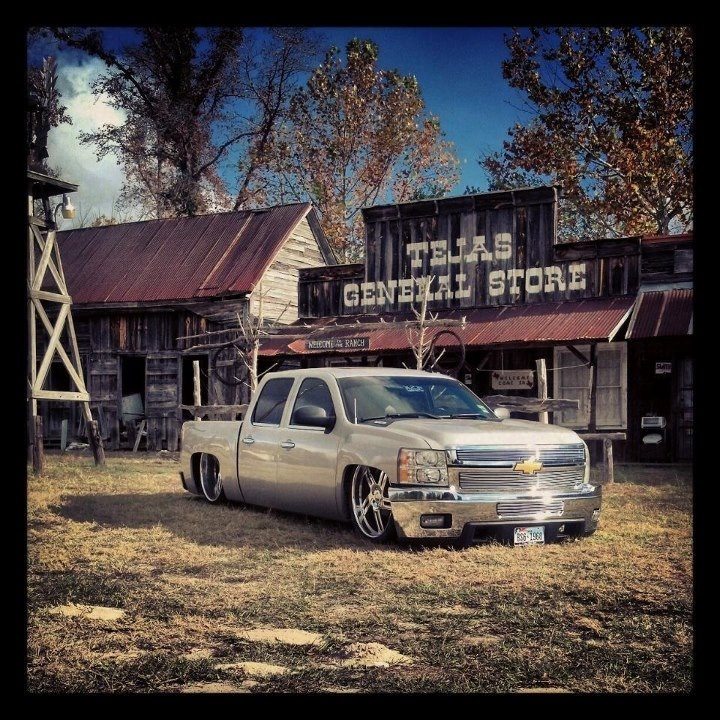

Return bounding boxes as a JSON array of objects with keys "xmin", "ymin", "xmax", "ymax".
[
  {"xmin": 349, "ymin": 466, "xmax": 395, "ymax": 543},
  {"xmin": 425, "ymin": 330, "xmax": 466, "ymax": 375},
  {"xmin": 211, "ymin": 342, "xmax": 247, "ymax": 387}
]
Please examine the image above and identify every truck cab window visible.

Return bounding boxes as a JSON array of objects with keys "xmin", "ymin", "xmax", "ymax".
[
  {"xmin": 291, "ymin": 378, "xmax": 336, "ymax": 425},
  {"xmin": 252, "ymin": 377, "xmax": 295, "ymax": 425}
]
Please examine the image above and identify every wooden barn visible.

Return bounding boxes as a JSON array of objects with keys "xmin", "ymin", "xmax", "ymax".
[{"xmin": 38, "ymin": 203, "xmax": 334, "ymax": 451}]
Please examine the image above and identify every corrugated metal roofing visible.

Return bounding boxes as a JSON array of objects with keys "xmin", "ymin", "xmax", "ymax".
[
  {"xmin": 626, "ymin": 289, "xmax": 693, "ymax": 339},
  {"xmin": 260, "ymin": 296, "xmax": 636, "ymax": 356},
  {"xmin": 57, "ymin": 204, "xmax": 313, "ymax": 304}
]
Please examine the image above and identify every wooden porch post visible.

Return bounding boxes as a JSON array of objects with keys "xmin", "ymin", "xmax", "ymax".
[{"xmin": 588, "ymin": 343, "xmax": 598, "ymax": 432}]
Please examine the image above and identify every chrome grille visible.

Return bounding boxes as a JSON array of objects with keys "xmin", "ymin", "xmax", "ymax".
[
  {"xmin": 459, "ymin": 466, "xmax": 584, "ymax": 494},
  {"xmin": 454, "ymin": 444, "xmax": 585, "ymax": 467},
  {"xmin": 496, "ymin": 499, "xmax": 565, "ymax": 518}
]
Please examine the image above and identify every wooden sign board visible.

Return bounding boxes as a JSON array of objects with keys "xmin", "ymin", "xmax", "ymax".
[
  {"xmin": 306, "ymin": 336, "xmax": 370, "ymax": 351},
  {"xmin": 491, "ymin": 370, "xmax": 535, "ymax": 390}
]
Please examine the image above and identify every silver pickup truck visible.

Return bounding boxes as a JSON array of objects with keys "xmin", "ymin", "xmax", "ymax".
[{"xmin": 180, "ymin": 367, "xmax": 601, "ymax": 545}]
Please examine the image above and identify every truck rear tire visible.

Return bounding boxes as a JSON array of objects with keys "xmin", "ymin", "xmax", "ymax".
[
  {"xmin": 199, "ymin": 453, "xmax": 225, "ymax": 503},
  {"xmin": 349, "ymin": 465, "xmax": 395, "ymax": 543}
]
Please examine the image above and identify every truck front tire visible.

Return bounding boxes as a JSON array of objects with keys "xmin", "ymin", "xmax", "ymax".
[{"xmin": 349, "ymin": 465, "xmax": 395, "ymax": 543}]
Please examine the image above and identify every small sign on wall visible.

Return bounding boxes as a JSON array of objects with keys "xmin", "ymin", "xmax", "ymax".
[
  {"xmin": 306, "ymin": 336, "xmax": 370, "ymax": 351},
  {"xmin": 655, "ymin": 362, "xmax": 672, "ymax": 375},
  {"xmin": 463, "ymin": 373, "xmax": 473, "ymax": 385},
  {"xmin": 491, "ymin": 370, "xmax": 535, "ymax": 390}
]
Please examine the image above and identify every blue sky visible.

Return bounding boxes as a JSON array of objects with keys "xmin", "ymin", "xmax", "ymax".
[
  {"xmin": 31, "ymin": 27, "xmax": 527, "ymax": 222},
  {"xmin": 322, "ymin": 28, "xmax": 525, "ymax": 191}
]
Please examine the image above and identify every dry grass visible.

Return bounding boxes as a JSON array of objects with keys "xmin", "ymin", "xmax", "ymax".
[{"xmin": 27, "ymin": 452, "xmax": 693, "ymax": 694}]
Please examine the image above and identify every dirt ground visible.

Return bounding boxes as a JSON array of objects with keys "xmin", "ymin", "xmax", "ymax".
[{"xmin": 27, "ymin": 453, "xmax": 693, "ymax": 693}]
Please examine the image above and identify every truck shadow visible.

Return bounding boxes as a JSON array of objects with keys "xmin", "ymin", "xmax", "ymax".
[{"xmin": 51, "ymin": 491, "xmax": 455, "ymax": 552}]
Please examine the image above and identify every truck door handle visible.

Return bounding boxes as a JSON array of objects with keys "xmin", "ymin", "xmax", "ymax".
[
  {"xmin": 280, "ymin": 440, "xmax": 295, "ymax": 450},
  {"xmin": 242, "ymin": 436, "xmax": 255, "ymax": 445}
]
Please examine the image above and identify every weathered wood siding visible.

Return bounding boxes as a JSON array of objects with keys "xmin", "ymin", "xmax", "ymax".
[
  {"xmin": 250, "ymin": 217, "xmax": 326, "ymax": 324},
  {"xmin": 88, "ymin": 352, "xmax": 120, "ymax": 449},
  {"xmin": 640, "ymin": 236, "xmax": 693, "ymax": 285},
  {"xmin": 145, "ymin": 353, "xmax": 180, "ymax": 451},
  {"xmin": 298, "ymin": 264, "xmax": 365, "ymax": 318}
]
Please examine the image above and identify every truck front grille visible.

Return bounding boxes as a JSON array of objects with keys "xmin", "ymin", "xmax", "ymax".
[
  {"xmin": 455, "ymin": 444, "xmax": 585, "ymax": 467},
  {"xmin": 458, "ymin": 466, "xmax": 584, "ymax": 494},
  {"xmin": 496, "ymin": 499, "xmax": 565, "ymax": 518}
]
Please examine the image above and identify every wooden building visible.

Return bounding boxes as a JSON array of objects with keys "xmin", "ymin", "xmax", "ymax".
[
  {"xmin": 39, "ymin": 203, "xmax": 334, "ymax": 450},
  {"xmin": 259, "ymin": 187, "xmax": 693, "ymax": 463}
]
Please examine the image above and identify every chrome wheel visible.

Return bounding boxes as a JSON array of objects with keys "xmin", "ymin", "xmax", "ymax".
[
  {"xmin": 199, "ymin": 453, "xmax": 224, "ymax": 503},
  {"xmin": 350, "ymin": 466, "xmax": 393, "ymax": 541}
]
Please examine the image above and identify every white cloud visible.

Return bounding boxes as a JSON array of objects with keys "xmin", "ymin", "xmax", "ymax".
[{"xmin": 47, "ymin": 58, "xmax": 137, "ymax": 227}]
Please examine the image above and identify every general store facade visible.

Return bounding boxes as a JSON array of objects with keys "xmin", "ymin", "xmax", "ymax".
[{"xmin": 259, "ymin": 187, "xmax": 693, "ymax": 463}]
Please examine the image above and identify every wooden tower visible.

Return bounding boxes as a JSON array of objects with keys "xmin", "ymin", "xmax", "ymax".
[{"xmin": 27, "ymin": 170, "xmax": 105, "ymax": 471}]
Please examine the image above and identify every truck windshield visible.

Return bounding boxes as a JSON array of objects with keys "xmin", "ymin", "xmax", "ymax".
[{"xmin": 337, "ymin": 375, "xmax": 497, "ymax": 424}]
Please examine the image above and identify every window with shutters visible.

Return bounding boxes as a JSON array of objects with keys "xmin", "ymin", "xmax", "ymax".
[{"xmin": 553, "ymin": 342, "xmax": 627, "ymax": 429}]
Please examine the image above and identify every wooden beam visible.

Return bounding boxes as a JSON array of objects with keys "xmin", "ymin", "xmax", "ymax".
[
  {"xmin": 33, "ymin": 303, "xmax": 69, "ymax": 392},
  {"xmin": 28, "ymin": 228, "xmax": 37, "ymax": 417},
  {"xmin": 536, "ymin": 358, "xmax": 548, "ymax": 424},
  {"xmin": 32, "ymin": 416, "xmax": 44, "ymax": 475},
  {"xmin": 577, "ymin": 432, "xmax": 626, "ymax": 441},
  {"xmin": 565, "ymin": 344, "xmax": 591, "ymax": 366},
  {"xmin": 29, "ymin": 289, "xmax": 72, "ymax": 304},
  {"xmin": 32, "ymin": 298, "xmax": 86, "ymax": 392},
  {"xmin": 33, "ymin": 389, "xmax": 90, "ymax": 401},
  {"xmin": 60, "ymin": 419, "xmax": 68, "ymax": 451},
  {"xmin": 483, "ymin": 395, "xmax": 579, "ymax": 412},
  {"xmin": 476, "ymin": 353, "xmax": 491, "ymax": 372},
  {"xmin": 133, "ymin": 419, "xmax": 147, "ymax": 452},
  {"xmin": 31, "ymin": 226, "xmax": 56, "ymax": 291},
  {"xmin": 603, "ymin": 438, "xmax": 614, "ymax": 484},
  {"xmin": 588, "ymin": 344, "xmax": 598, "ymax": 432},
  {"xmin": 180, "ymin": 404, "xmax": 248, "ymax": 414},
  {"xmin": 31, "ymin": 225, "xmax": 66, "ymax": 293},
  {"xmin": 64, "ymin": 310, "xmax": 89, "ymax": 392},
  {"xmin": 193, "ymin": 360, "xmax": 202, "ymax": 420}
]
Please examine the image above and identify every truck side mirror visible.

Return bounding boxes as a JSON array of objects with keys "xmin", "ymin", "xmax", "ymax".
[
  {"xmin": 494, "ymin": 407, "xmax": 510, "ymax": 420},
  {"xmin": 293, "ymin": 405, "xmax": 335, "ymax": 430}
]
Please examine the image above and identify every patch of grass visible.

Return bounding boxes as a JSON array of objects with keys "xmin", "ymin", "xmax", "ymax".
[{"xmin": 27, "ymin": 454, "xmax": 693, "ymax": 693}]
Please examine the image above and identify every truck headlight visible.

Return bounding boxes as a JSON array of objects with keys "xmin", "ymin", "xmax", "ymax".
[
  {"xmin": 397, "ymin": 449, "xmax": 449, "ymax": 485},
  {"xmin": 583, "ymin": 441, "xmax": 591, "ymax": 486}
]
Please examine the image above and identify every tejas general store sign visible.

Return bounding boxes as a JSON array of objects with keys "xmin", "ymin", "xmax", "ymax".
[
  {"xmin": 343, "ymin": 187, "xmax": 590, "ymax": 312},
  {"xmin": 343, "ymin": 235, "xmax": 587, "ymax": 309}
]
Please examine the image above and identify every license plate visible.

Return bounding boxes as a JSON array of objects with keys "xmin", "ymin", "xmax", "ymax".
[{"xmin": 514, "ymin": 526, "xmax": 545, "ymax": 546}]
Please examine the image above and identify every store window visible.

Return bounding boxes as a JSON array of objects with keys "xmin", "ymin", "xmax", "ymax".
[{"xmin": 553, "ymin": 342, "xmax": 627, "ymax": 429}]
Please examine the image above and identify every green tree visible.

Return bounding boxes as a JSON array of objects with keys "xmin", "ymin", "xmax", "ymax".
[
  {"xmin": 265, "ymin": 39, "xmax": 459, "ymax": 260},
  {"xmin": 49, "ymin": 27, "xmax": 319, "ymax": 219},
  {"xmin": 484, "ymin": 27, "xmax": 693, "ymax": 238}
]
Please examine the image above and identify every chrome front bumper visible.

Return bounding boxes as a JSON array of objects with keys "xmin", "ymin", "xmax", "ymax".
[{"xmin": 389, "ymin": 484, "xmax": 602, "ymax": 539}]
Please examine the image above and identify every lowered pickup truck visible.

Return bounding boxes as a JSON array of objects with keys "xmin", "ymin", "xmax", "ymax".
[{"xmin": 180, "ymin": 367, "xmax": 601, "ymax": 545}]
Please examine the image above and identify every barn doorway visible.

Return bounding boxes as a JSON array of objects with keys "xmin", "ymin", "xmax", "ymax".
[
  {"xmin": 182, "ymin": 354, "xmax": 209, "ymax": 419},
  {"xmin": 120, "ymin": 356, "xmax": 146, "ymax": 447}
]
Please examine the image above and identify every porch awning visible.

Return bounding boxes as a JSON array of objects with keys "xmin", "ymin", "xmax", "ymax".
[
  {"xmin": 626, "ymin": 289, "xmax": 693, "ymax": 339},
  {"xmin": 259, "ymin": 296, "xmax": 636, "ymax": 357}
]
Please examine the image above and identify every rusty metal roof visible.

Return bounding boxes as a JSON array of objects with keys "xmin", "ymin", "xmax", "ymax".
[
  {"xmin": 626, "ymin": 289, "xmax": 693, "ymax": 339},
  {"xmin": 261, "ymin": 296, "xmax": 636, "ymax": 357},
  {"xmin": 57, "ymin": 204, "xmax": 321, "ymax": 304}
]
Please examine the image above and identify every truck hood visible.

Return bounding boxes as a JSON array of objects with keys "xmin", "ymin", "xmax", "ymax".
[{"xmin": 387, "ymin": 418, "xmax": 582, "ymax": 449}]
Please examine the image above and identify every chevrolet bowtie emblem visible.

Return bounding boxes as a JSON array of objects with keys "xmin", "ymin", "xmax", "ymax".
[{"xmin": 514, "ymin": 458, "xmax": 543, "ymax": 475}]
